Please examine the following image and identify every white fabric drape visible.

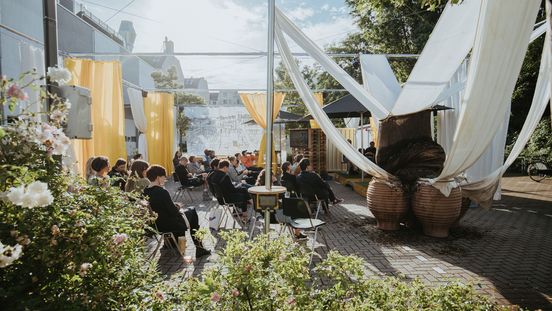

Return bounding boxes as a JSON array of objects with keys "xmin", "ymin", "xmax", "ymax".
[
  {"xmin": 530, "ymin": 21, "xmax": 548, "ymax": 42},
  {"xmin": 275, "ymin": 7, "xmax": 389, "ymax": 120},
  {"xmin": 127, "ymin": 88, "xmax": 147, "ymax": 133},
  {"xmin": 432, "ymin": 0, "xmax": 541, "ymax": 195},
  {"xmin": 359, "ymin": 54, "xmax": 400, "ymax": 111},
  {"xmin": 138, "ymin": 133, "xmax": 148, "ymax": 161},
  {"xmin": 274, "ymin": 20, "xmax": 392, "ymax": 180},
  {"xmin": 390, "ymin": 0, "xmax": 481, "ymax": 116},
  {"xmin": 462, "ymin": 33, "xmax": 551, "ymax": 207}
]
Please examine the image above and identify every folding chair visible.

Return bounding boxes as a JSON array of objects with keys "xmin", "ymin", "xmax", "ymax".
[
  {"xmin": 299, "ymin": 192, "xmax": 328, "ymax": 219},
  {"xmin": 173, "ymin": 185, "xmax": 196, "ymax": 203},
  {"xmin": 145, "ymin": 215, "xmax": 181, "ymax": 260},
  {"xmin": 282, "ymin": 197, "xmax": 329, "ymax": 266},
  {"xmin": 212, "ymin": 183, "xmax": 249, "ymax": 230}
]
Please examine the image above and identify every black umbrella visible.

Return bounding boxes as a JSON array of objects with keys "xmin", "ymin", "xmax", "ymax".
[
  {"xmin": 301, "ymin": 94, "xmax": 370, "ymax": 120},
  {"xmin": 243, "ymin": 110, "xmax": 308, "ymax": 125}
]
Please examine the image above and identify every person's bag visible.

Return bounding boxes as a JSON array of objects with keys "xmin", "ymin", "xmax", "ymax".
[{"xmin": 209, "ymin": 207, "xmax": 224, "ymax": 231}]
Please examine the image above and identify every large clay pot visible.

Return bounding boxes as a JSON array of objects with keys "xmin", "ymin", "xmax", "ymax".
[
  {"xmin": 412, "ymin": 182, "xmax": 461, "ymax": 238},
  {"xmin": 366, "ymin": 179, "xmax": 408, "ymax": 231}
]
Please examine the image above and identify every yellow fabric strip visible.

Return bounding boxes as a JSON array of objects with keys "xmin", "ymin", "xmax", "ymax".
[
  {"xmin": 65, "ymin": 58, "xmax": 127, "ymax": 176},
  {"xmin": 144, "ymin": 92, "xmax": 175, "ymax": 173}
]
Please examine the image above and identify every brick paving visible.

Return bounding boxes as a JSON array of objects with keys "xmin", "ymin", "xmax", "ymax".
[{"xmin": 155, "ymin": 176, "xmax": 552, "ymax": 310}]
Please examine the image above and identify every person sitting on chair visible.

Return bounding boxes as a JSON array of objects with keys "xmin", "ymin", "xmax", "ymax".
[
  {"xmin": 280, "ymin": 161, "xmax": 299, "ymax": 195},
  {"xmin": 208, "ymin": 160, "xmax": 251, "ymax": 213},
  {"xmin": 143, "ymin": 165, "xmax": 210, "ymax": 258},
  {"xmin": 290, "ymin": 154, "xmax": 304, "ymax": 175},
  {"xmin": 175, "ymin": 156, "xmax": 206, "ymax": 188},
  {"xmin": 125, "ymin": 160, "xmax": 150, "ymax": 193},
  {"xmin": 108, "ymin": 158, "xmax": 129, "ymax": 191},
  {"xmin": 88, "ymin": 156, "xmax": 111, "ymax": 188},
  {"xmin": 186, "ymin": 155, "xmax": 203, "ymax": 174},
  {"xmin": 296, "ymin": 158, "xmax": 344, "ymax": 206},
  {"xmin": 228, "ymin": 156, "xmax": 251, "ymax": 185}
]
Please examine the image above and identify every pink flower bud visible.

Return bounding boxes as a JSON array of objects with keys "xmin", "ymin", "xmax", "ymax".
[{"xmin": 210, "ymin": 292, "xmax": 221, "ymax": 302}]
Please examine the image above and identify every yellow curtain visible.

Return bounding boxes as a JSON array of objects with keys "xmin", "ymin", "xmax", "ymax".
[
  {"xmin": 369, "ymin": 117, "xmax": 379, "ymax": 148},
  {"xmin": 144, "ymin": 92, "xmax": 175, "ymax": 173},
  {"xmin": 240, "ymin": 92, "xmax": 285, "ymax": 171},
  {"xmin": 309, "ymin": 93, "xmax": 324, "ymax": 129},
  {"xmin": 65, "ymin": 58, "xmax": 127, "ymax": 176}
]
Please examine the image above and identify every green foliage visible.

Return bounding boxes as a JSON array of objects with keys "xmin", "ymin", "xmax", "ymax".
[
  {"xmin": 178, "ymin": 230, "xmax": 511, "ymax": 310},
  {"xmin": 506, "ymin": 119, "xmax": 552, "ymax": 168},
  {"xmin": 0, "ymin": 71, "xmax": 181, "ymax": 310}
]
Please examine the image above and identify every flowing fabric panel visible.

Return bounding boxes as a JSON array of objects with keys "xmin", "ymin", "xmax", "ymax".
[
  {"xmin": 309, "ymin": 93, "xmax": 324, "ymax": 129},
  {"xmin": 65, "ymin": 58, "xmax": 128, "ymax": 176},
  {"xmin": 274, "ymin": 21, "xmax": 392, "ymax": 180},
  {"xmin": 462, "ymin": 34, "xmax": 551, "ymax": 207},
  {"xmin": 275, "ymin": 7, "xmax": 389, "ymax": 120},
  {"xmin": 138, "ymin": 133, "xmax": 148, "ymax": 161},
  {"xmin": 20, "ymin": 43, "xmax": 45, "ymax": 114},
  {"xmin": 144, "ymin": 92, "xmax": 175, "ymax": 173},
  {"xmin": 239, "ymin": 92, "xmax": 285, "ymax": 170},
  {"xmin": 127, "ymin": 88, "xmax": 147, "ymax": 133},
  {"xmin": 432, "ymin": 0, "xmax": 541, "ymax": 195},
  {"xmin": 391, "ymin": 0, "xmax": 481, "ymax": 116},
  {"xmin": 359, "ymin": 54, "xmax": 400, "ymax": 111}
]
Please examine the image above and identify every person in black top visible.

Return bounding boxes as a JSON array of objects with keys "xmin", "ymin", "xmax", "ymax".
[
  {"xmin": 143, "ymin": 165, "xmax": 210, "ymax": 258},
  {"xmin": 364, "ymin": 141, "xmax": 377, "ymax": 162},
  {"xmin": 108, "ymin": 158, "xmax": 128, "ymax": 191},
  {"xmin": 280, "ymin": 161, "xmax": 299, "ymax": 195},
  {"xmin": 296, "ymin": 158, "xmax": 343, "ymax": 205},
  {"xmin": 206, "ymin": 158, "xmax": 220, "ymax": 197},
  {"xmin": 175, "ymin": 156, "xmax": 205, "ymax": 187},
  {"xmin": 208, "ymin": 160, "xmax": 250, "ymax": 212}
]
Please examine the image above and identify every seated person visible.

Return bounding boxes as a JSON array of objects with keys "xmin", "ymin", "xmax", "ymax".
[
  {"xmin": 186, "ymin": 155, "xmax": 204, "ymax": 174},
  {"xmin": 364, "ymin": 141, "xmax": 377, "ymax": 162},
  {"xmin": 227, "ymin": 156, "xmax": 250, "ymax": 184},
  {"xmin": 108, "ymin": 158, "xmax": 129, "ymax": 191},
  {"xmin": 208, "ymin": 160, "xmax": 250, "ymax": 212},
  {"xmin": 125, "ymin": 160, "xmax": 151, "ymax": 193},
  {"xmin": 290, "ymin": 154, "xmax": 304, "ymax": 176},
  {"xmin": 280, "ymin": 161, "xmax": 299, "ymax": 195},
  {"xmin": 88, "ymin": 156, "xmax": 111, "ymax": 188},
  {"xmin": 206, "ymin": 158, "xmax": 220, "ymax": 197},
  {"xmin": 296, "ymin": 158, "xmax": 343, "ymax": 205},
  {"xmin": 143, "ymin": 165, "xmax": 210, "ymax": 258},
  {"xmin": 175, "ymin": 156, "xmax": 206, "ymax": 188}
]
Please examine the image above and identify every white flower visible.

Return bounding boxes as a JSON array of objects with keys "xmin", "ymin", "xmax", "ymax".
[
  {"xmin": 47, "ymin": 67, "xmax": 72, "ymax": 86},
  {"xmin": 112, "ymin": 233, "xmax": 128, "ymax": 246},
  {"xmin": 6, "ymin": 181, "xmax": 54, "ymax": 208},
  {"xmin": 79, "ymin": 262, "xmax": 92, "ymax": 277},
  {"xmin": 64, "ymin": 100, "xmax": 72, "ymax": 110},
  {"xmin": 27, "ymin": 181, "xmax": 48, "ymax": 193},
  {"xmin": 0, "ymin": 242, "xmax": 23, "ymax": 268},
  {"xmin": 6, "ymin": 186, "xmax": 25, "ymax": 206}
]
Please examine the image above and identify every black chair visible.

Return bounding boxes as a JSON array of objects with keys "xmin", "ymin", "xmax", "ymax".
[
  {"xmin": 212, "ymin": 183, "xmax": 249, "ymax": 230},
  {"xmin": 282, "ymin": 197, "xmax": 329, "ymax": 266},
  {"xmin": 299, "ymin": 192, "xmax": 329, "ymax": 218},
  {"xmin": 172, "ymin": 185, "xmax": 196, "ymax": 203}
]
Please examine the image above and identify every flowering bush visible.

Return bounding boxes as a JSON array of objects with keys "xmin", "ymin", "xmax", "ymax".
[
  {"xmin": 177, "ymin": 231, "xmax": 512, "ymax": 310},
  {"xmin": 0, "ymin": 70, "xmax": 180, "ymax": 310}
]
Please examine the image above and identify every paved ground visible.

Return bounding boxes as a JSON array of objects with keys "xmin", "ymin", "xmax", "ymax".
[{"xmin": 154, "ymin": 176, "xmax": 552, "ymax": 310}]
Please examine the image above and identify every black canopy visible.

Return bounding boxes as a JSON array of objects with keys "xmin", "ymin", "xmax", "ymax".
[
  {"xmin": 302, "ymin": 94, "xmax": 371, "ymax": 119},
  {"xmin": 243, "ymin": 110, "xmax": 308, "ymax": 125}
]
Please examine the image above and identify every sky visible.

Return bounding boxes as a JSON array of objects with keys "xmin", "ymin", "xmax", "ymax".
[{"xmin": 78, "ymin": 0, "xmax": 358, "ymax": 89}]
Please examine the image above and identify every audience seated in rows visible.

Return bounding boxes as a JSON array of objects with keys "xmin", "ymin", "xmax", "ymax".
[{"xmin": 143, "ymin": 165, "xmax": 210, "ymax": 258}]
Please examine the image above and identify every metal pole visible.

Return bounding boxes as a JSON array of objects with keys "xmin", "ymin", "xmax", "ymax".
[
  {"xmin": 264, "ymin": 0, "xmax": 275, "ymax": 234},
  {"xmin": 360, "ymin": 112, "xmax": 364, "ymax": 182},
  {"xmin": 43, "ymin": 0, "xmax": 59, "ymax": 111}
]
